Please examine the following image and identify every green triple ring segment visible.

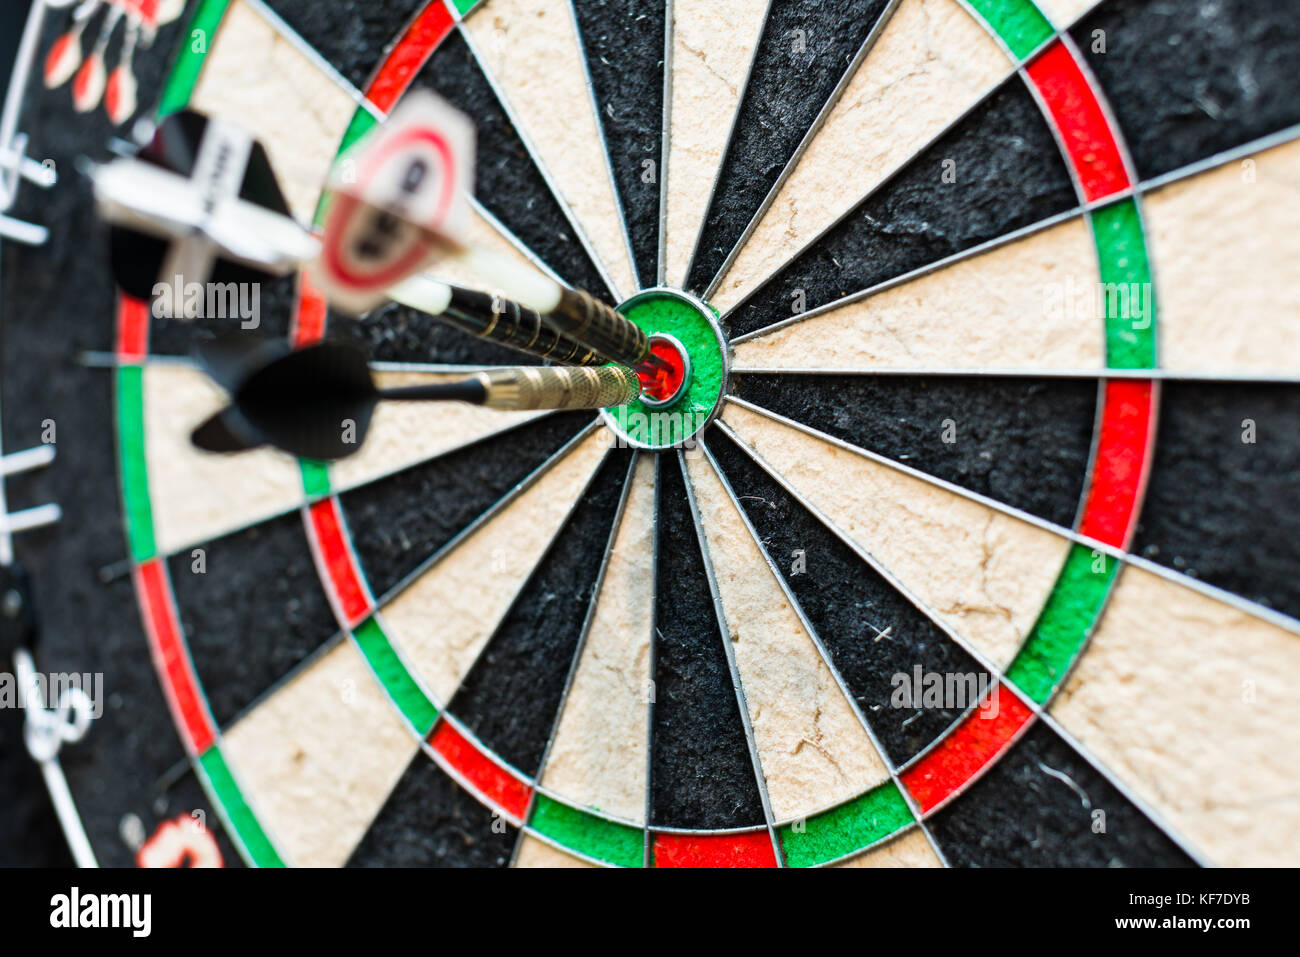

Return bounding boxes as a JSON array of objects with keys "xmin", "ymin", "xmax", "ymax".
[{"xmin": 601, "ymin": 289, "xmax": 728, "ymax": 450}]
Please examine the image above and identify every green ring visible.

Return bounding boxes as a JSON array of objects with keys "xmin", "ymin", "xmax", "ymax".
[{"xmin": 601, "ymin": 289, "xmax": 728, "ymax": 450}]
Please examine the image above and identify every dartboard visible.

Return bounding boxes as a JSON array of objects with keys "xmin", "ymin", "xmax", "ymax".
[{"xmin": 2, "ymin": 0, "xmax": 1298, "ymax": 870}]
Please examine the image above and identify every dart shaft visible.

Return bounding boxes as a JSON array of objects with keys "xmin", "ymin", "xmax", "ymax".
[{"xmin": 475, "ymin": 365, "xmax": 640, "ymax": 411}]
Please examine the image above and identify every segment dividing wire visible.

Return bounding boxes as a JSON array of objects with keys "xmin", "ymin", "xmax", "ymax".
[
  {"xmin": 717, "ymin": 5, "xmax": 1298, "ymax": 339},
  {"xmin": 656, "ymin": 0, "xmax": 673, "ymax": 288},
  {"xmin": 695, "ymin": 0, "xmax": 906, "ymax": 302},
  {"xmin": 676, "ymin": 447, "xmax": 785, "ymax": 865},
  {"xmin": 696, "ymin": 436, "xmax": 951, "ymax": 866},
  {"xmin": 731, "ymin": 366, "xmax": 1300, "ymax": 383},
  {"xmin": 713, "ymin": 414, "xmax": 1212, "ymax": 866},
  {"xmin": 211, "ymin": 418, "xmax": 606, "ymax": 739},
  {"xmin": 566, "ymin": 0, "xmax": 642, "ymax": 291},
  {"xmin": 458, "ymin": 15, "xmax": 626, "ymax": 302},
  {"xmin": 723, "ymin": 394, "xmax": 1300, "ymax": 638},
  {"xmin": 677, "ymin": 0, "xmax": 775, "ymax": 291},
  {"xmin": 642, "ymin": 453, "xmax": 662, "ymax": 865},
  {"xmin": 509, "ymin": 451, "xmax": 640, "ymax": 866}
]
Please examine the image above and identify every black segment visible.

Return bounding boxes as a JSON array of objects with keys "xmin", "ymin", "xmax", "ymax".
[
  {"xmin": 1135, "ymin": 382, "xmax": 1300, "ymax": 620},
  {"xmin": 705, "ymin": 427, "xmax": 991, "ymax": 764},
  {"xmin": 572, "ymin": 0, "xmax": 666, "ymax": 288},
  {"xmin": 331, "ymin": 299, "xmax": 551, "ymax": 366},
  {"xmin": 347, "ymin": 754, "xmax": 516, "ymax": 867},
  {"xmin": 340, "ymin": 412, "xmax": 595, "ymax": 599},
  {"xmin": 686, "ymin": 0, "xmax": 890, "ymax": 294},
  {"xmin": 447, "ymin": 450, "xmax": 632, "ymax": 775},
  {"xmin": 732, "ymin": 373, "xmax": 1096, "ymax": 527},
  {"xmin": 167, "ymin": 513, "xmax": 338, "ymax": 727},
  {"xmin": 1073, "ymin": 0, "xmax": 1300, "ymax": 181},
  {"xmin": 726, "ymin": 78, "xmax": 1078, "ymax": 338},
  {"xmin": 259, "ymin": 0, "xmax": 430, "ymax": 92},
  {"xmin": 651, "ymin": 453, "xmax": 766, "ymax": 829},
  {"xmin": 416, "ymin": 32, "xmax": 614, "ymax": 301},
  {"xmin": 148, "ymin": 273, "xmax": 296, "ymax": 356},
  {"xmin": 929, "ymin": 721, "xmax": 1196, "ymax": 867}
]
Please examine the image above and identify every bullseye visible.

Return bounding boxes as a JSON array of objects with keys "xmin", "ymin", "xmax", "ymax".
[
  {"xmin": 600, "ymin": 288, "xmax": 728, "ymax": 451},
  {"xmin": 637, "ymin": 334, "xmax": 691, "ymax": 407}
]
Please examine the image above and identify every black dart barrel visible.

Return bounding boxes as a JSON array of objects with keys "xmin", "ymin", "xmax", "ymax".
[
  {"xmin": 544, "ymin": 287, "xmax": 656, "ymax": 370},
  {"xmin": 442, "ymin": 287, "xmax": 604, "ymax": 366}
]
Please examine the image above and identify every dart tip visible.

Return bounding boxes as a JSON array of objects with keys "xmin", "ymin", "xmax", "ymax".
[{"xmin": 635, "ymin": 335, "xmax": 691, "ymax": 408}]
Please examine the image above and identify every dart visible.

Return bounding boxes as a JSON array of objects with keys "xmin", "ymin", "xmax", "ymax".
[
  {"xmin": 314, "ymin": 91, "xmax": 671, "ymax": 376},
  {"xmin": 90, "ymin": 110, "xmax": 642, "ymax": 377},
  {"xmin": 189, "ymin": 334, "xmax": 641, "ymax": 460},
  {"xmin": 43, "ymin": 0, "xmax": 99, "ymax": 90},
  {"xmin": 71, "ymin": 3, "xmax": 122, "ymax": 114},
  {"xmin": 389, "ymin": 276, "xmax": 695, "ymax": 405},
  {"xmin": 92, "ymin": 109, "xmax": 319, "ymax": 315},
  {"xmin": 104, "ymin": 13, "xmax": 139, "ymax": 125}
]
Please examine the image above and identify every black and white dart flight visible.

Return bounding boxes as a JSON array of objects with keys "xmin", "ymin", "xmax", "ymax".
[
  {"xmin": 94, "ymin": 109, "xmax": 317, "ymax": 315},
  {"xmin": 190, "ymin": 334, "xmax": 640, "ymax": 461}
]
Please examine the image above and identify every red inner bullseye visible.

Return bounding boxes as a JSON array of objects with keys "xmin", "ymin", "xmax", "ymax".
[{"xmin": 636, "ymin": 336, "xmax": 689, "ymax": 405}]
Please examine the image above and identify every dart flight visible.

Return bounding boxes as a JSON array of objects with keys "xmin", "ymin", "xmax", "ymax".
[{"xmin": 92, "ymin": 110, "xmax": 316, "ymax": 316}]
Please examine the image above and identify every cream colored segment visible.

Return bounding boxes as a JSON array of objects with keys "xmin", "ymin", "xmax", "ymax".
[
  {"xmin": 710, "ymin": 0, "xmax": 1011, "ymax": 312},
  {"xmin": 541, "ymin": 456, "xmax": 654, "ymax": 823},
  {"xmin": 329, "ymin": 371, "xmax": 544, "ymax": 493},
  {"xmin": 190, "ymin": 0, "xmax": 357, "ymax": 222},
  {"xmin": 1051, "ymin": 565, "xmax": 1300, "ymax": 867},
  {"xmin": 720, "ymin": 403, "xmax": 1069, "ymax": 668},
  {"xmin": 144, "ymin": 364, "xmax": 303, "ymax": 556},
  {"xmin": 1035, "ymin": 0, "xmax": 1105, "ymax": 29},
  {"xmin": 463, "ymin": 0, "xmax": 636, "ymax": 298},
  {"xmin": 513, "ymin": 835, "xmax": 599, "ymax": 868},
  {"xmin": 381, "ymin": 428, "xmax": 610, "ymax": 703},
  {"xmin": 664, "ymin": 0, "xmax": 769, "ymax": 287},
  {"xmin": 733, "ymin": 217, "xmax": 1102, "ymax": 372},
  {"xmin": 222, "ymin": 640, "xmax": 418, "ymax": 867},
  {"xmin": 833, "ymin": 827, "xmax": 942, "ymax": 867},
  {"xmin": 684, "ymin": 448, "xmax": 890, "ymax": 820},
  {"xmin": 1146, "ymin": 140, "xmax": 1300, "ymax": 376}
]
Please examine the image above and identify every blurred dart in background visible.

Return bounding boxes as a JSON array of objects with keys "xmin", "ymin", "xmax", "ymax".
[
  {"xmin": 189, "ymin": 333, "xmax": 641, "ymax": 460},
  {"xmin": 92, "ymin": 108, "xmax": 316, "ymax": 314}
]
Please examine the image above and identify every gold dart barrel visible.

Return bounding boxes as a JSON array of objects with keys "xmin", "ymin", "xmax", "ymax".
[{"xmin": 476, "ymin": 365, "xmax": 641, "ymax": 411}]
